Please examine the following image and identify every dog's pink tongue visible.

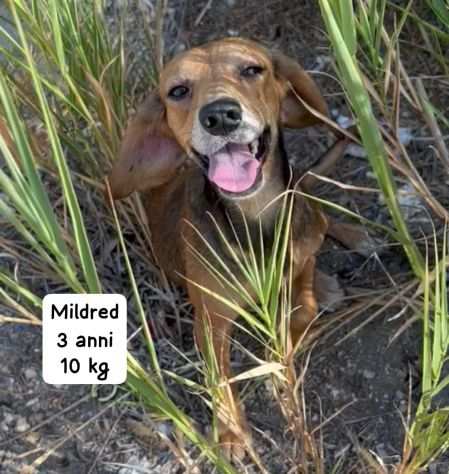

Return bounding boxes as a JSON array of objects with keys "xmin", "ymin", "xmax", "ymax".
[{"xmin": 208, "ymin": 143, "xmax": 260, "ymax": 193}]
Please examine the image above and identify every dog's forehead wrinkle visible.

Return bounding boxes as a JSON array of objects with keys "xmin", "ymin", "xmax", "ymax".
[
  {"xmin": 207, "ymin": 40, "xmax": 269, "ymax": 62},
  {"xmin": 162, "ymin": 58, "xmax": 209, "ymax": 90},
  {"xmin": 168, "ymin": 45, "xmax": 269, "ymax": 80}
]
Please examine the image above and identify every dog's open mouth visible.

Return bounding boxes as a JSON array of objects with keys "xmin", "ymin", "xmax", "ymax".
[{"xmin": 195, "ymin": 128, "xmax": 270, "ymax": 195}]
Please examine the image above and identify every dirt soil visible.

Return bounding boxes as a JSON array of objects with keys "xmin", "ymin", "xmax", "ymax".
[{"xmin": 1, "ymin": 0, "xmax": 449, "ymax": 473}]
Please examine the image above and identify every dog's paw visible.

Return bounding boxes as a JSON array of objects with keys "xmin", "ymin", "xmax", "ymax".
[
  {"xmin": 348, "ymin": 230, "xmax": 383, "ymax": 258},
  {"xmin": 329, "ymin": 222, "xmax": 382, "ymax": 257},
  {"xmin": 315, "ymin": 270, "xmax": 345, "ymax": 311},
  {"xmin": 219, "ymin": 428, "xmax": 247, "ymax": 462}
]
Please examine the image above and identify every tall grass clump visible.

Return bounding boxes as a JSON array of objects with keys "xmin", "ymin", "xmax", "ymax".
[
  {"xmin": 319, "ymin": 0, "xmax": 449, "ymax": 470},
  {"xmin": 0, "ymin": 0, "xmax": 127, "ymax": 171},
  {"xmin": 362, "ymin": 227, "xmax": 449, "ymax": 474},
  {"xmin": 319, "ymin": 0, "xmax": 424, "ymax": 278},
  {"xmin": 186, "ymin": 192, "xmax": 326, "ymax": 471},
  {"xmin": 404, "ymin": 227, "xmax": 449, "ymax": 471}
]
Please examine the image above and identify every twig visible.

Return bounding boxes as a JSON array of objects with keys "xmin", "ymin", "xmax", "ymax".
[
  {"xmin": 194, "ymin": 0, "xmax": 213, "ymax": 27},
  {"xmin": 154, "ymin": 0, "xmax": 167, "ymax": 73},
  {"xmin": 28, "ymin": 394, "xmax": 129, "ymax": 470},
  {"xmin": 87, "ymin": 411, "xmax": 125, "ymax": 474},
  {"xmin": 0, "ymin": 394, "xmax": 91, "ymax": 447},
  {"xmin": 416, "ymin": 78, "xmax": 449, "ymax": 176}
]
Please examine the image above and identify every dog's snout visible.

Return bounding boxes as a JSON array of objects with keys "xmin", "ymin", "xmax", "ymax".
[{"xmin": 199, "ymin": 99, "xmax": 242, "ymax": 136}]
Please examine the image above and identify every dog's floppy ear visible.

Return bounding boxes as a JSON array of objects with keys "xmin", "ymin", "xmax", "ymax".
[
  {"xmin": 272, "ymin": 51, "xmax": 328, "ymax": 129},
  {"xmin": 108, "ymin": 91, "xmax": 185, "ymax": 199}
]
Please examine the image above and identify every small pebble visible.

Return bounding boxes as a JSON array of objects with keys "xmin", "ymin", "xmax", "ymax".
[
  {"xmin": 395, "ymin": 390, "xmax": 404, "ymax": 400},
  {"xmin": 25, "ymin": 397, "xmax": 39, "ymax": 408},
  {"xmin": 15, "ymin": 417, "xmax": 30, "ymax": 433},
  {"xmin": 330, "ymin": 388, "xmax": 340, "ymax": 398},
  {"xmin": 4, "ymin": 413, "xmax": 14, "ymax": 425},
  {"xmin": 173, "ymin": 42, "xmax": 186, "ymax": 54},
  {"xmin": 25, "ymin": 432, "xmax": 40, "ymax": 444},
  {"xmin": 363, "ymin": 369, "xmax": 375, "ymax": 380},
  {"xmin": 155, "ymin": 421, "xmax": 172, "ymax": 437},
  {"xmin": 24, "ymin": 368, "xmax": 37, "ymax": 380}
]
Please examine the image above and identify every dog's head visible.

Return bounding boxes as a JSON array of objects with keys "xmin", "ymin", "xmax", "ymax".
[{"xmin": 109, "ymin": 37, "xmax": 327, "ymax": 199}]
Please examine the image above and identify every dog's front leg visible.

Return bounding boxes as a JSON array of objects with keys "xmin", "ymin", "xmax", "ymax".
[
  {"xmin": 327, "ymin": 219, "xmax": 378, "ymax": 257},
  {"xmin": 189, "ymin": 285, "xmax": 248, "ymax": 461},
  {"xmin": 290, "ymin": 257, "xmax": 318, "ymax": 344}
]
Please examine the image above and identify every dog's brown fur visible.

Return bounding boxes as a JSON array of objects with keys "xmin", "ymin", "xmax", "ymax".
[{"xmin": 109, "ymin": 38, "xmax": 349, "ymax": 458}]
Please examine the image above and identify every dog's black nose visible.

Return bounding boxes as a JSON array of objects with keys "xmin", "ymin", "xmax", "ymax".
[{"xmin": 199, "ymin": 99, "xmax": 242, "ymax": 136}]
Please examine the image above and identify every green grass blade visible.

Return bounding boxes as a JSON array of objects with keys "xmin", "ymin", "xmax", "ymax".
[
  {"xmin": 10, "ymin": 1, "xmax": 101, "ymax": 293},
  {"xmin": 319, "ymin": 0, "xmax": 424, "ymax": 279},
  {"xmin": 107, "ymin": 183, "xmax": 164, "ymax": 385}
]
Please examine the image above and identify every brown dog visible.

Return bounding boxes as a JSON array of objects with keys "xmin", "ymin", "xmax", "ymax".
[{"xmin": 109, "ymin": 37, "xmax": 350, "ymax": 458}]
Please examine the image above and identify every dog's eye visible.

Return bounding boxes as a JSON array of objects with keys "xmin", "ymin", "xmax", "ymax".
[
  {"xmin": 168, "ymin": 85, "xmax": 190, "ymax": 100},
  {"xmin": 240, "ymin": 65, "xmax": 264, "ymax": 78}
]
